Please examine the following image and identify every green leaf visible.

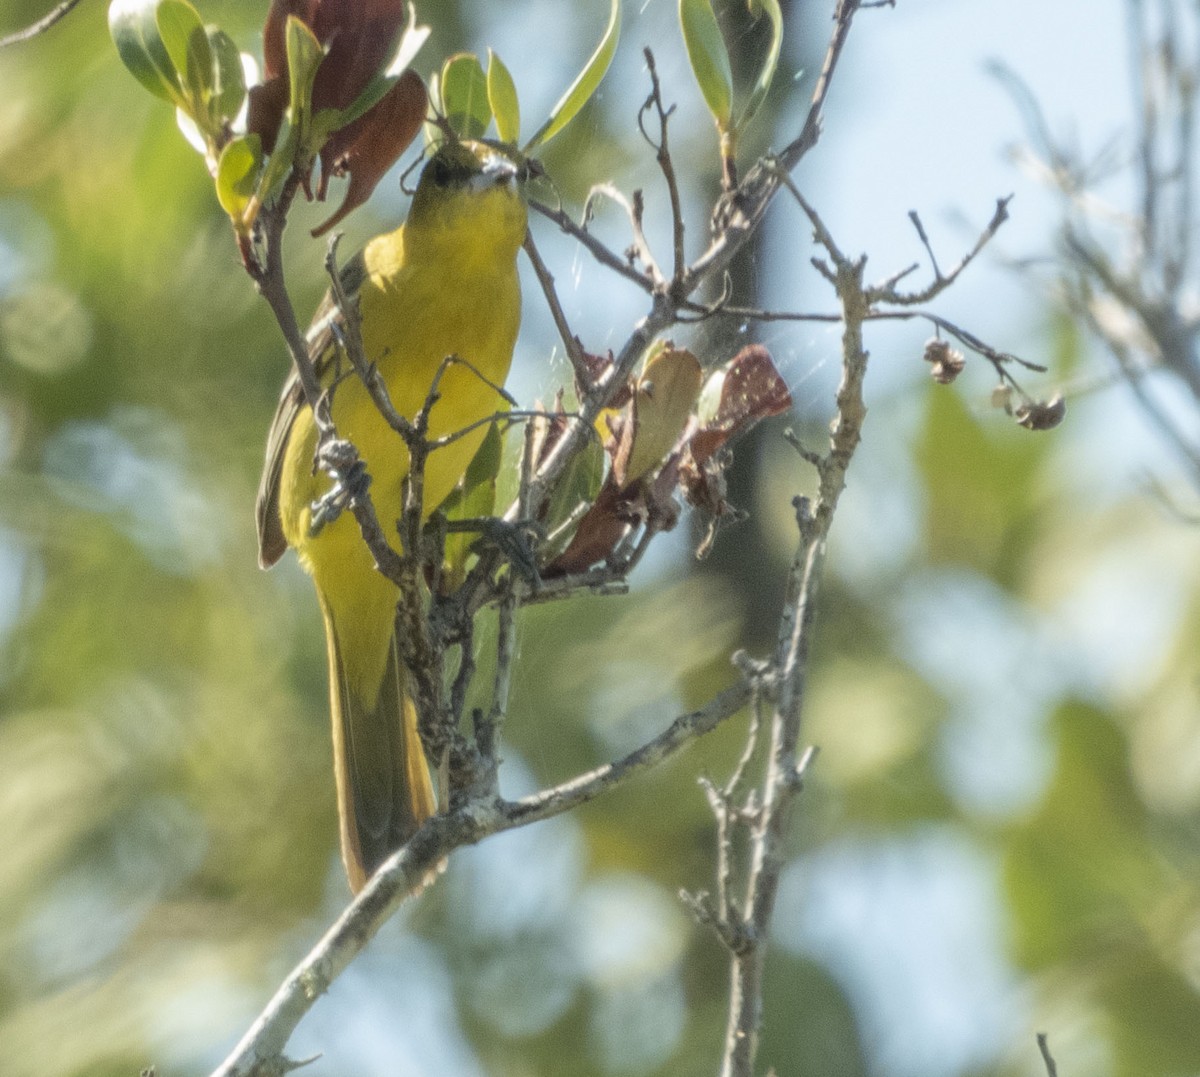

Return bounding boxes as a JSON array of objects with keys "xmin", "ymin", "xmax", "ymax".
[
  {"xmin": 285, "ymin": 14, "xmax": 324, "ymax": 132},
  {"xmin": 184, "ymin": 24, "xmax": 215, "ymax": 118},
  {"xmin": 621, "ymin": 343, "xmax": 702, "ymax": 486},
  {"xmin": 441, "ymin": 53, "xmax": 491, "ymax": 140},
  {"xmin": 255, "ymin": 115, "xmax": 296, "ymax": 207},
  {"xmin": 678, "ymin": 0, "xmax": 733, "ymax": 128},
  {"xmin": 442, "ymin": 423, "xmax": 504, "ymax": 585},
  {"xmin": 154, "ymin": 0, "xmax": 206, "ymax": 102},
  {"xmin": 543, "ymin": 434, "xmax": 605, "ymax": 558},
  {"xmin": 525, "ymin": 0, "xmax": 621, "ymax": 150},
  {"xmin": 215, "ymin": 133, "xmax": 263, "ymax": 224},
  {"xmin": 108, "ymin": 0, "xmax": 181, "ymax": 103},
  {"xmin": 486, "ymin": 50, "xmax": 521, "ymax": 144},
  {"xmin": 737, "ymin": 0, "xmax": 783, "ymax": 130},
  {"xmin": 206, "ymin": 27, "xmax": 246, "ymax": 127}
]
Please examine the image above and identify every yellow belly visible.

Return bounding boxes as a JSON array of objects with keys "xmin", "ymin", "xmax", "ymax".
[{"xmin": 278, "ymin": 239, "xmax": 521, "ymax": 701}]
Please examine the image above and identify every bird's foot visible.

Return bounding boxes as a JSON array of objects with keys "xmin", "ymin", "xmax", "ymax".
[
  {"xmin": 309, "ymin": 439, "xmax": 372, "ymax": 537},
  {"xmin": 445, "ymin": 516, "xmax": 543, "ymax": 585}
]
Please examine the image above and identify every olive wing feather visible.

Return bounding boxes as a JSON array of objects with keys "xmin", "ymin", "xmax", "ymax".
[{"xmin": 255, "ymin": 250, "xmax": 369, "ymax": 568}]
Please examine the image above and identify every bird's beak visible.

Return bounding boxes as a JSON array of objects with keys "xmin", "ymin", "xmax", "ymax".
[{"xmin": 469, "ymin": 155, "xmax": 520, "ymax": 193}]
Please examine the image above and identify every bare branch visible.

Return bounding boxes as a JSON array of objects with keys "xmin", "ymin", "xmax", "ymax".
[
  {"xmin": 639, "ymin": 47, "xmax": 687, "ymax": 289},
  {"xmin": 0, "ymin": 0, "xmax": 85, "ymax": 48},
  {"xmin": 210, "ymin": 678, "xmax": 753, "ymax": 1077},
  {"xmin": 522, "ymin": 230, "xmax": 592, "ymax": 390},
  {"xmin": 528, "ymin": 198, "xmax": 657, "ymax": 294},
  {"xmin": 587, "ymin": 182, "xmax": 664, "ymax": 285},
  {"xmin": 718, "ymin": 193, "xmax": 877, "ymax": 1077}
]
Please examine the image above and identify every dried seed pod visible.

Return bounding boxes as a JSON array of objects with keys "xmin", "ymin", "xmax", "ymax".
[
  {"xmin": 1014, "ymin": 393, "xmax": 1067, "ymax": 431},
  {"xmin": 923, "ymin": 337, "xmax": 965, "ymax": 384}
]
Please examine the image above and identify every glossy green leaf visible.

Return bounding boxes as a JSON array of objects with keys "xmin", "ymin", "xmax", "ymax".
[
  {"xmin": 487, "ymin": 50, "xmax": 521, "ymax": 144},
  {"xmin": 678, "ymin": 0, "xmax": 733, "ymax": 128},
  {"xmin": 174, "ymin": 103, "xmax": 210, "ymax": 158},
  {"xmin": 206, "ymin": 27, "xmax": 246, "ymax": 126},
  {"xmin": 525, "ymin": 0, "xmax": 621, "ymax": 150},
  {"xmin": 384, "ymin": 6, "xmax": 429, "ymax": 77},
  {"xmin": 256, "ymin": 115, "xmax": 295, "ymax": 205},
  {"xmin": 284, "ymin": 14, "xmax": 324, "ymax": 131},
  {"xmin": 738, "ymin": 0, "xmax": 783, "ymax": 129},
  {"xmin": 215, "ymin": 134, "xmax": 263, "ymax": 223},
  {"xmin": 108, "ymin": 0, "xmax": 180, "ymax": 103},
  {"xmin": 441, "ymin": 53, "xmax": 491, "ymax": 140},
  {"xmin": 154, "ymin": 0, "xmax": 206, "ymax": 103}
]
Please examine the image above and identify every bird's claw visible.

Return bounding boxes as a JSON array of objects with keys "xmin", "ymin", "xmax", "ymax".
[
  {"xmin": 447, "ymin": 516, "xmax": 543, "ymax": 585},
  {"xmin": 309, "ymin": 439, "xmax": 372, "ymax": 537}
]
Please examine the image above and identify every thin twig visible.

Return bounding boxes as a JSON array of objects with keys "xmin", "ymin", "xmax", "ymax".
[
  {"xmin": 253, "ymin": 177, "xmax": 327, "ymax": 420},
  {"xmin": 0, "ymin": 0, "xmax": 84, "ymax": 48},
  {"xmin": 1037, "ymin": 1032, "xmax": 1059, "ymax": 1077},
  {"xmin": 325, "ymin": 234, "xmax": 413, "ymax": 440},
  {"xmin": 884, "ymin": 197, "xmax": 1013, "ymax": 304},
  {"xmin": 640, "ymin": 47, "xmax": 687, "ymax": 289},
  {"xmin": 529, "ymin": 198, "xmax": 656, "ymax": 294},
  {"xmin": 525, "ymin": 0, "xmax": 882, "ymax": 520},
  {"xmin": 588, "ymin": 182, "xmax": 663, "ymax": 285},
  {"xmin": 907, "ymin": 209, "xmax": 944, "ymax": 278},
  {"xmin": 522, "ymin": 230, "xmax": 592, "ymax": 390}
]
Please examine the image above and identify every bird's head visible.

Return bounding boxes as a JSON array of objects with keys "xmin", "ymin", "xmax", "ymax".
[{"xmin": 406, "ymin": 140, "xmax": 527, "ymax": 262}]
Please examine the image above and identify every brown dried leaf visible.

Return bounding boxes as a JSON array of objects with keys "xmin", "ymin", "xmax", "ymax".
[
  {"xmin": 542, "ymin": 480, "xmax": 627, "ymax": 576},
  {"xmin": 691, "ymin": 343, "xmax": 791, "ymax": 463},
  {"xmin": 246, "ymin": 74, "xmax": 289, "ymax": 154}
]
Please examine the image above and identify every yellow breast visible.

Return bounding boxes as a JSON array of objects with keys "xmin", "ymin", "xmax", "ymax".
[{"xmin": 278, "ymin": 188, "xmax": 525, "ymax": 583}]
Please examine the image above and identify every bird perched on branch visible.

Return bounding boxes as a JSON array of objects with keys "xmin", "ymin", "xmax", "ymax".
[{"xmin": 256, "ymin": 140, "xmax": 526, "ymax": 892}]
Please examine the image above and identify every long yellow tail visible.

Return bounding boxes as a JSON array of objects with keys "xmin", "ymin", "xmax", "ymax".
[{"xmin": 319, "ymin": 596, "xmax": 436, "ymax": 893}]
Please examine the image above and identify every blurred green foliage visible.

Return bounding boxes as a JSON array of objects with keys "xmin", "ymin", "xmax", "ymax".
[{"xmin": 1, "ymin": 2, "xmax": 1198, "ymax": 1076}]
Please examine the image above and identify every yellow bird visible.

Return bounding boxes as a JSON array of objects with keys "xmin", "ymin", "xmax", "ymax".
[{"xmin": 256, "ymin": 140, "xmax": 526, "ymax": 893}]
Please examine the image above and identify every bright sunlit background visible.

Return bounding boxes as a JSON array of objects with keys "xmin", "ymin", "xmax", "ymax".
[{"xmin": 2, "ymin": 1, "xmax": 1198, "ymax": 1075}]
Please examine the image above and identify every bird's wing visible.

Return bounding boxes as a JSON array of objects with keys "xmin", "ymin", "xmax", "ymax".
[{"xmin": 255, "ymin": 250, "xmax": 369, "ymax": 568}]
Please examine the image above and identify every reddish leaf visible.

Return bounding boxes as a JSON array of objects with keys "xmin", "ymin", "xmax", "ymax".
[
  {"xmin": 692, "ymin": 343, "xmax": 791, "ymax": 462},
  {"xmin": 543, "ymin": 481, "xmax": 627, "ymax": 576},
  {"xmin": 246, "ymin": 74, "xmax": 289, "ymax": 153},
  {"xmin": 251, "ymin": 0, "xmax": 410, "ymax": 163},
  {"xmin": 311, "ymin": 69, "xmax": 427, "ymax": 236},
  {"xmin": 311, "ymin": 0, "xmax": 407, "ymax": 112}
]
